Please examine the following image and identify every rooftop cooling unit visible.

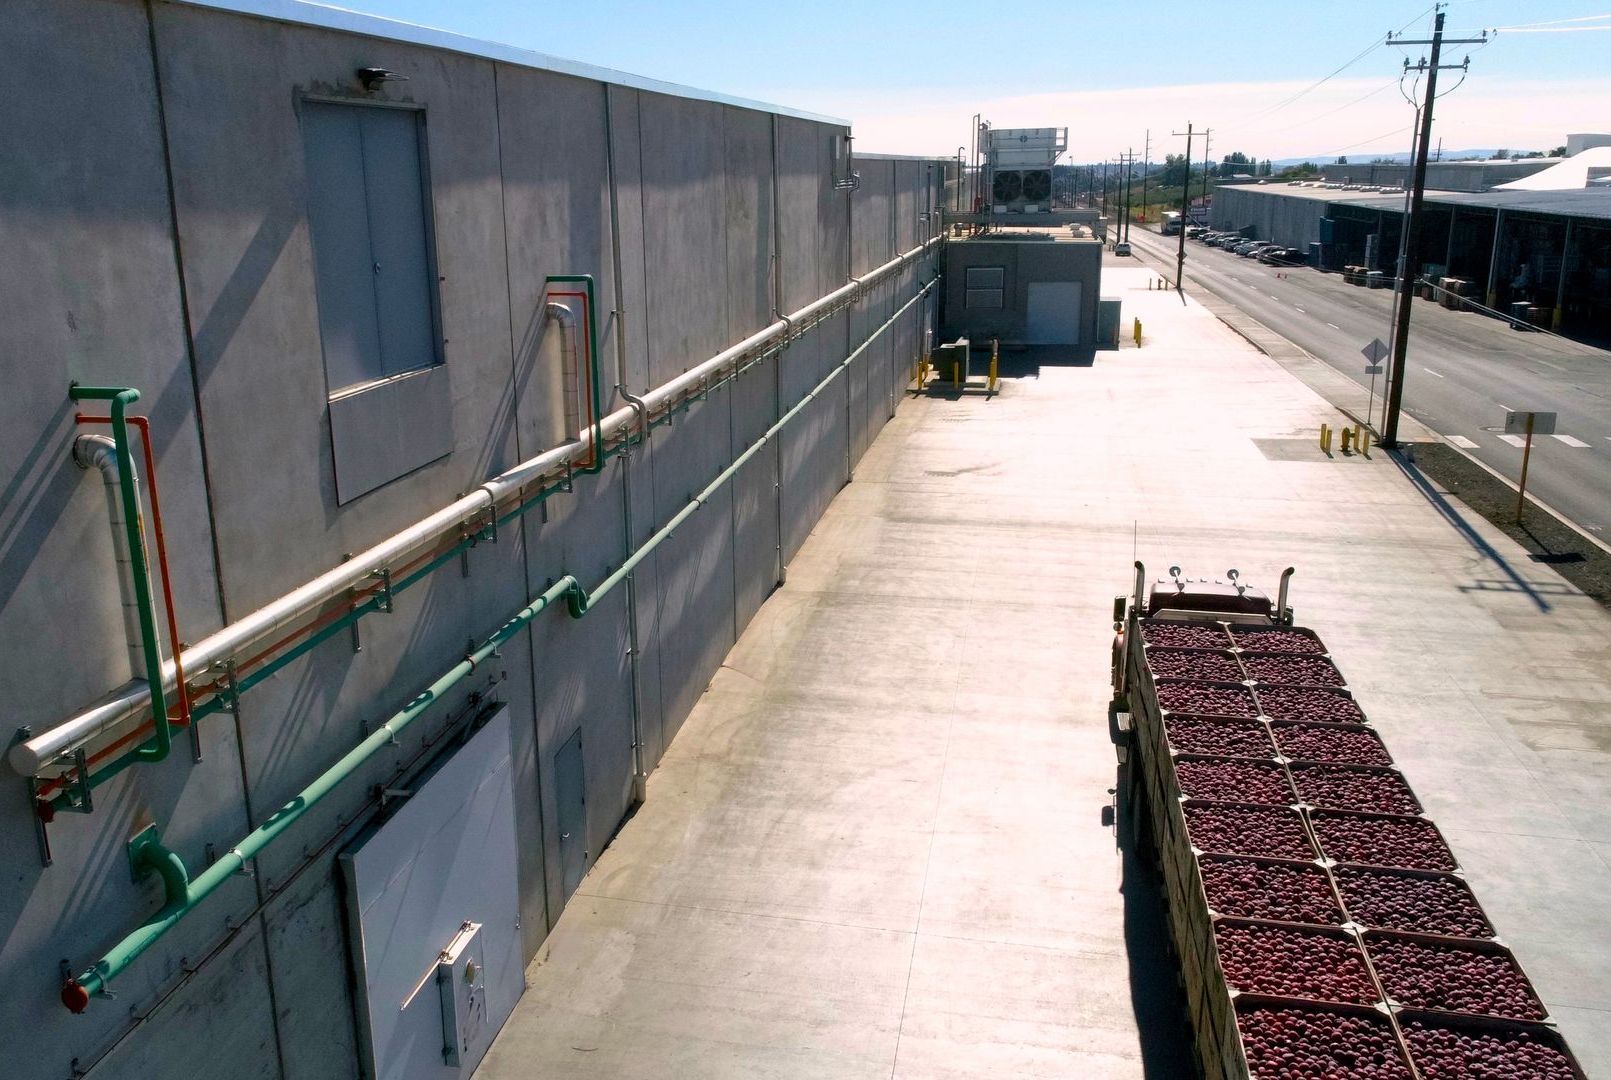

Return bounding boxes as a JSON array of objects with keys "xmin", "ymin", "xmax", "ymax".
[
  {"xmin": 992, "ymin": 170, "xmax": 1023, "ymax": 203},
  {"xmin": 1020, "ymin": 169, "xmax": 1051, "ymax": 203}
]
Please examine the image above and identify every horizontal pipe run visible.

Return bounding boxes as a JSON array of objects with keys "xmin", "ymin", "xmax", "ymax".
[
  {"xmin": 16, "ymin": 238, "xmax": 940, "ymax": 779},
  {"xmin": 66, "ymin": 270, "xmax": 938, "ymax": 1007}
]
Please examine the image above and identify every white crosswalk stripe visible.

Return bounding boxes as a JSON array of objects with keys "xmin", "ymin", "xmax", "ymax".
[
  {"xmin": 1552, "ymin": 434, "xmax": 1591, "ymax": 447},
  {"xmin": 1446, "ymin": 435, "xmax": 1480, "ymax": 449},
  {"xmin": 1498, "ymin": 434, "xmax": 1527, "ymax": 447}
]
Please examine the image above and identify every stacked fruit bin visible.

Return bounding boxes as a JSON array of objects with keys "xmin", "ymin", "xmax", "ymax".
[{"xmin": 1127, "ymin": 617, "xmax": 1586, "ymax": 1080}]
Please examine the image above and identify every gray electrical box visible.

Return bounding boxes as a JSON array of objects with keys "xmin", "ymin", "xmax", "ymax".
[{"xmin": 933, "ymin": 337, "xmax": 971, "ymax": 382}]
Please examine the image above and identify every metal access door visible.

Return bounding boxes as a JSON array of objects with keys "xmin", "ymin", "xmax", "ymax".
[
  {"xmin": 554, "ymin": 727, "xmax": 587, "ymax": 902},
  {"xmin": 340, "ymin": 708, "xmax": 523, "ymax": 1080},
  {"xmin": 1024, "ymin": 281, "xmax": 1083, "ymax": 345}
]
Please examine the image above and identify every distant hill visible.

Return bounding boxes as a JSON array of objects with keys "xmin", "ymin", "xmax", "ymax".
[{"xmin": 1062, "ymin": 150, "xmax": 1538, "ymax": 172}]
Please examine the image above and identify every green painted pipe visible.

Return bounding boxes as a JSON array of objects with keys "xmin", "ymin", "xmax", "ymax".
[
  {"xmin": 66, "ymin": 274, "xmax": 937, "ymax": 1006},
  {"xmin": 544, "ymin": 275, "xmax": 605, "ymax": 474},
  {"xmin": 564, "ymin": 278, "xmax": 940, "ymax": 621},
  {"xmin": 69, "ymin": 385, "xmax": 171, "ymax": 766}
]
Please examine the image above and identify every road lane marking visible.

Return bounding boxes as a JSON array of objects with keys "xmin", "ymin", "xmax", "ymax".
[
  {"xmin": 1295, "ymin": 306, "xmax": 1306, "ymax": 313},
  {"xmin": 1497, "ymin": 403, "xmax": 1513, "ymax": 412},
  {"xmin": 1446, "ymin": 435, "xmax": 1480, "ymax": 449},
  {"xmin": 1552, "ymin": 434, "xmax": 1591, "ymax": 447},
  {"xmin": 1498, "ymin": 434, "xmax": 1527, "ymax": 447},
  {"xmin": 1326, "ymin": 322, "xmax": 1341, "ymax": 329},
  {"xmin": 1423, "ymin": 368, "xmax": 1444, "ymax": 378}
]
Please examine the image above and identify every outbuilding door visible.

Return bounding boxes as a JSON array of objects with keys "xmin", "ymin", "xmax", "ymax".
[
  {"xmin": 554, "ymin": 727, "xmax": 588, "ymax": 902},
  {"xmin": 1024, "ymin": 281, "xmax": 1082, "ymax": 344}
]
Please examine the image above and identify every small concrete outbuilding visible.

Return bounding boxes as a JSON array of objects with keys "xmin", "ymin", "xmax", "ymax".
[{"xmin": 941, "ymin": 229, "xmax": 1102, "ymax": 350}]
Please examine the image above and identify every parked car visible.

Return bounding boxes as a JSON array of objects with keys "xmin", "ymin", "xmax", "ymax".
[
  {"xmin": 1258, "ymin": 246, "xmax": 1304, "ymax": 266},
  {"xmin": 1186, "ymin": 225, "xmax": 1208, "ymax": 239},
  {"xmin": 1238, "ymin": 242, "xmax": 1275, "ymax": 258},
  {"xmin": 1113, "ymin": 241, "xmax": 1132, "ymax": 257},
  {"xmin": 1218, "ymin": 235, "xmax": 1247, "ymax": 249},
  {"xmin": 1233, "ymin": 241, "xmax": 1263, "ymax": 256}
]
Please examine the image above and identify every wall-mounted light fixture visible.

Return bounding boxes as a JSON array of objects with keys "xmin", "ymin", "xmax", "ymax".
[{"xmin": 357, "ymin": 67, "xmax": 408, "ymax": 92}]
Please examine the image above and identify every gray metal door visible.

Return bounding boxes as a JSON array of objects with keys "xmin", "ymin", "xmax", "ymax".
[
  {"xmin": 302, "ymin": 101, "xmax": 439, "ymax": 391},
  {"xmin": 1024, "ymin": 281, "xmax": 1082, "ymax": 345},
  {"xmin": 554, "ymin": 728, "xmax": 587, "ymax": 902}
]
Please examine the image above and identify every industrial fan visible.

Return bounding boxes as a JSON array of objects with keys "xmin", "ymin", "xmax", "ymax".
[
  {"xmin": 991, "ymin": 170, "xmax": 1022, "ymax": 203},
  {"xmin": 1020, "ymin": 169, "xmax": 1052, "ymax": 203}
]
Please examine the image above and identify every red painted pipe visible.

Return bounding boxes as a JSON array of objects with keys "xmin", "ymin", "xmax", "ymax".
[
  {"xmin": 76, "ymin": 413, "xmax": 191, "ymax": 734},
  {"xmin": 37, "ymin": 415, "xmax": 193, "ymax": 802}
]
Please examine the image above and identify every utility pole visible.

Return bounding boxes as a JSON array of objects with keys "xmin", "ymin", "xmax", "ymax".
[
  {"xmin": 1381, "ymin": 5, "xmax": 1484, "ymax": 447},
  {"xmin": 1199, "ymin": 129, "xmax": 1213, "ymax": 226},
  {"xmin": 1141, "ymin": 130, "xmax": 1151, "ymax": 229},
  {"xmin": 1173, "ymin": 123, "xmax": 1195, "ymax": 292},
  {"xmin": 1119, "ymin": 149, "xmax": 1136, "ymax": 242}
]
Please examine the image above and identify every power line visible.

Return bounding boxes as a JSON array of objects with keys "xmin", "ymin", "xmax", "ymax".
[
  {"xmin": 1222, "ymin": 4, "xmax": 1437, "ymax": 132},
  {"xmin": 1268, "ymin": 79, "xmax": 1398, "ymax": 134},
  {"xmin": 1492, "ymin": 12, "xmax": 1611, "ymax": 30}
]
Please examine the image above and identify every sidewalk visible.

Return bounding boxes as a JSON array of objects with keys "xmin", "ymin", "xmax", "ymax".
[{"xmin": 476, "ymin": 264, "xmax": 1611, "ymax": 1079}]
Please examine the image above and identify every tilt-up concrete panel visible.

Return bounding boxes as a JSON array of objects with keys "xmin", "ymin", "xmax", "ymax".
[
  {"xmin": 0, "ymin": 3, "xmax": 258, "ymax": 1074},
  {"xmin": 637, "ymin": 92, "xmax": 731, "ymax": 389},
  {"xmin": 516, "ymin": 455, "xmax": 639, "ymax": 933},
  {"xmin": 147, "ymin": 4, "xmax": 532, "ymax": 879},
  {"xmin": 721, "ymin": 105, "xmax": 784, "ymax": 631},
  {"xmin": 151, "ymin": 7, "xmax": 521, "ymax": 613},
  {"xmin": 646, "ymin": 385, "xmax": 738, "ymax": 748},
  {"xmin": 148, "ymin": 14, "xmax": 534, "ymax": 1077},
  {"xmin": 494, "ymin": 64, "xmax": 620, "ymax": 459}
]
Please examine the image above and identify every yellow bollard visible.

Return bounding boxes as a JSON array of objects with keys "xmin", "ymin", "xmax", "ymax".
[
  {"xmin": 1133, "ymin": 318, "xmax": 1143, "ymax": 347},
  {"xmin": 989, "ymin": 339, "xmax": 999, "ymax": 392},
  {"xmin": 1320, "ymin": 424, "xmax": 1331, "ymax": 454},
  {"xmin": 952, "ymin": 361, "xmax": 960, "ymax": 388},
  {"xmin": 1360, "ymin": 428, "xmax": 1371, "ymax": 457}
]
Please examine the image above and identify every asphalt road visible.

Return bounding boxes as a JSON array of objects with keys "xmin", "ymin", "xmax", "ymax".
[{"xmin": 1126, "ymin": 226, "xmax": 1611, "ymax": 536}]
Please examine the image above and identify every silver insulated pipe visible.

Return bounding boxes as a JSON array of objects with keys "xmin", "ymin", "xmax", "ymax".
[{"xmin": 73, "ymin": 433, "xmax": 149, "ymax": 682}]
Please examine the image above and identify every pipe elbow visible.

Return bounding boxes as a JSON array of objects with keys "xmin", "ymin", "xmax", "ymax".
[
  {"xmin": 544, "ymin": 300, "xmax": 577, "ymax": 329},
  {"xmin": 132, "ymin": 832, "xmax": 192, "ymax": 913},
  {"xmin": 72, "ymin": 433, "xmax": 123, "ymax": 480}
]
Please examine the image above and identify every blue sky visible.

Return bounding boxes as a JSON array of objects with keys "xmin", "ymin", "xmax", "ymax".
[{"xmin": 329, "ymin": 0, "xmax": 1611, "ymax": 160}]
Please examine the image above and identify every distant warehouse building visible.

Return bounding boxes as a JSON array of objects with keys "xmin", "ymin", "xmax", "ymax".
[{"xmin": 1212, "ymin": 182, "xmax": 1611, "ymax": 341}]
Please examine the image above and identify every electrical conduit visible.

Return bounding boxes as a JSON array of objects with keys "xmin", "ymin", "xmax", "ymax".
[{"xmin": 63, "ymin": 272, "xmax": 938, "ymax": 1010}]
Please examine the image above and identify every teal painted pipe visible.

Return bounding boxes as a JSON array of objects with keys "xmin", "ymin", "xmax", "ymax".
[
  {"xmin": 66, "ymin": 275, "xmax": 937, "ymax": 1006},
  {"xmin": 68, "ymin": 385, "xmax": 171, "ymax": 765},
  {"xmin": 544, "ymin": 275, "xmax": 605, "ymax": 474}
]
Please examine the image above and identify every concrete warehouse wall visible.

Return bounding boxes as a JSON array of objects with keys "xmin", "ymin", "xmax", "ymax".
[
  {"xmin": 0, "ymin": 2, "xmax": 945, "ymax": 1076},
  {"xmin": 1317, "ymin": 159, "xmax": 1554, "ymax": 193},
  {"xmin": 1211, "ymin": 185, "xmax": 1337, "ymax": 251}
]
